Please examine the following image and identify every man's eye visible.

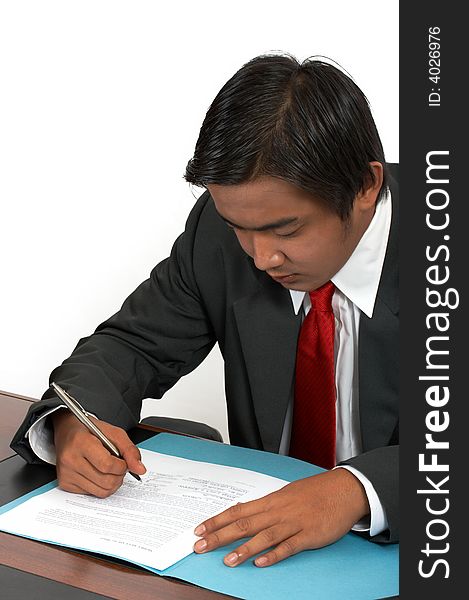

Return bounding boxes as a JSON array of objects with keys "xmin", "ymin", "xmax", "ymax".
[{"xmin": 276, "ymin": 229, "xmax": 298, "ymax": 238}]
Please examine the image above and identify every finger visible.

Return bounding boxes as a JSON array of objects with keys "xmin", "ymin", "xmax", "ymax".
[
  {"xmin": 253, "ymin": 534, "xmax": 305, "ymax": 568},
  {"xmin": 222, "ymin": 524, "xmax": 300, "ymax": 567},
  {"xmin": 58, "ymin": 482, "xmax": 88, "ymax": 495},
  {"xmin": 195, "ymin": 497, "xmax": 268, "ymax": 538},
  {"xmin": 82, "ymin": 456, "xmax": 127, "ymax": 493},
  {"xmin": 57, "ymin": 453, "xmax": 126, "ymax": 496},
  {"xmin": 79, "ymin": 436, "xmax": 129, "ymax": 476},
  {"xmin": 194, "ymin": 507, "xmax": 277, "ymax": 554},
  {"xmin": 58, "ymin": 468, "xmax": 125, "ymax": 498}
]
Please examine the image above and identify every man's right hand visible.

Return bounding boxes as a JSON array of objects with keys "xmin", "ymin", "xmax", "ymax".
[{"xmin": 51, "ymin": 410, "xmax": 146, "ymax": 497}]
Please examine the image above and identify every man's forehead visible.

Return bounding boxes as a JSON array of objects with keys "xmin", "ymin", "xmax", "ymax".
[
  {"xmin": 208, "ymin": 182, "xmax": 304, "ymax": 230},
  {"xmin": 206, "ymin": 178, "xmax": 330, "ymax": 229}
]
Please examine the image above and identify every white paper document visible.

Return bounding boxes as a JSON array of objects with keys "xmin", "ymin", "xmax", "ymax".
[{"xmin": 0, "ymin": 449, "xmax": 288, "ymax": 570}]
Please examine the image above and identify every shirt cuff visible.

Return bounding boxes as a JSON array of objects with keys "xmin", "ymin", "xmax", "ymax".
[
  {"xmin": 335, "ymin": 465, "xmax": 389, "ymax": 537},
  {"xmin": 26, "ymin": 406, "xmax": 99, "ymax": 466},
  {"xmin": 26, "ymin": 405, "xmax": 65, "ymax": 465}
]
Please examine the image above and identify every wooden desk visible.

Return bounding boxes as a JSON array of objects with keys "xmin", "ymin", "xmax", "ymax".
[{"xmin": 0, "ymin": 391, "xmax": 236, "ymax": 600}]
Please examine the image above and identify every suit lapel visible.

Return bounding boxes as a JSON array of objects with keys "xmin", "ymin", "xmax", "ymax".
[
  {"xmin": 359, "ymin": 168, "xmax": 399, "ymax": 449},
  {"xmin": 233, "ymin": 266, "xmax": 301, "ymax": 453}
]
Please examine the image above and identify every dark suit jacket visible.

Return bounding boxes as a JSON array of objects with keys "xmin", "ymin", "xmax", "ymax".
[{"xmin": 11, "ymin": 164, "xmax": 399, "ymax": 543}]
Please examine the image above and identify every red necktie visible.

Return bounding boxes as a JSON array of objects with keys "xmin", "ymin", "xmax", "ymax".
[{"xmin": 289, "ymin": 281, "xmax": 336, "ymax": 469}]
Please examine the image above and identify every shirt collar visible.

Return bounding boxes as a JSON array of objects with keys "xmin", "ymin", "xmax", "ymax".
[{"xmin": 289, "ymin": 188, "xmax": 392, "ymax": 318}]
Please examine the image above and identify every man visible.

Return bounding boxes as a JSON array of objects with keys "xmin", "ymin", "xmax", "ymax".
[{"xmin": 11, "ymin": 53, "xmax": 398, "ymax": 568}]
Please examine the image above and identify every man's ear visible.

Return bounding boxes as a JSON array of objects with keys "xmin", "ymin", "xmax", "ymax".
[{"xmin": 355, "ymin": 161, "xmax": 384, "ymax": 212}]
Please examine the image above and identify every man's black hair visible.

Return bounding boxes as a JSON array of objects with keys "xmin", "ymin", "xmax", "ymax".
[{"xmin": 184, "ymin": 53, "xmax": 388, "ymax": 220}]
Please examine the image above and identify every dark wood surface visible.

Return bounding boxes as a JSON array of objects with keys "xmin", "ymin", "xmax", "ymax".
[
  {"xmin": 0, "ymin": 391, "xmax": 238, "ymax": 600},
  {"xmin": 0, "ymin": 534, "xmax": 234, "ymax": 600}
]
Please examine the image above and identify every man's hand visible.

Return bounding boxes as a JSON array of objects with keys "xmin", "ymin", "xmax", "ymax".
[
  {"xmin": 193, "ymin": 468, "xmax": 369, "ymax": 567},
  {"xmin": 51, "ymin": 410, "xmax": 146, "ymax": 497}
]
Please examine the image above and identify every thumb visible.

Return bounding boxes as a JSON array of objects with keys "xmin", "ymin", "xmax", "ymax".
[
  {"xmin": 121, "ymin": 443, "xmax": 147, "ymax": 476},
  {"xmin": 108, "ymin": 427, "xmax": 147, "ymax": 476}
]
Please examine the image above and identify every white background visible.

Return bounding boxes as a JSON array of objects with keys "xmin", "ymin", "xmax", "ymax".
[{"xmin": 0, "ymin": 1, "xmax": 398, "ymax": 442}]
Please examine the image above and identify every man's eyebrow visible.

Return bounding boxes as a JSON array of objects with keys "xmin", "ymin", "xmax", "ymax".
[{"xmin": 219, "ymin": 214, "xmax": 299, "ymax": 232}]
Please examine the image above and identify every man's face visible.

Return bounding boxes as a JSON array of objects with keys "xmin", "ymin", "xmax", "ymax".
[{"xmin": 208, "ymin": 175, "xmax": 378, "ymax": 292}]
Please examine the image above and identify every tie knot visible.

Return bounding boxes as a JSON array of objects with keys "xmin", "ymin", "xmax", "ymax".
[{"xmin": 308, "ymin": 281, "xmax": 335, "ymax": 312}]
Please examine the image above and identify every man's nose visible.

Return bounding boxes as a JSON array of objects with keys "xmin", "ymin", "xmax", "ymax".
[{"xmin": 252, "ymin": 235, "xmax": 284, "ymax": 271}]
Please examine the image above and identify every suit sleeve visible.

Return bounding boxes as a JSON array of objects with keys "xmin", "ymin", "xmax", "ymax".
[
  {"xmin": 11, "ymin": 192, "xmax": 217, "ymax": 463},
  {"xmin": 340, "ymin": 444, "xmax": 399, "ymax": 543}
]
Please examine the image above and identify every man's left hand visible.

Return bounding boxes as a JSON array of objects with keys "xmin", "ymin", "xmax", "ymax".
[{"xmin": 193, "ymin": 468, "xmax": 369, "ymax": 567}]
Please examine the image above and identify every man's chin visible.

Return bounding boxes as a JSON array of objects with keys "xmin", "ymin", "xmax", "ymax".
[{"xmin": 282, "ymin": 282, "xmax": 311, "ymax": 291}]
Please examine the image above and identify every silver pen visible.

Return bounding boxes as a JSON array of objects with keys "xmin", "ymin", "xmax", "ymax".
[{"xmin": 51, "ymin": 382, "xmax": 141, "ymax": 481}]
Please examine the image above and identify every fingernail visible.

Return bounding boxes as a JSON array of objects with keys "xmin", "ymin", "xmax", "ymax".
[
  {"xmin": 225, "ymin": 552, "xmax": 238, "ymax": 565},
  {"xmin": 195, "ymin": 539, "xmax": 207, "ymax": 551},
  {"xmin": 255, "ymin": 556, "xmax": 268, "ymax": 567},
  {"xmin": 194, "ymin": 524, "xmax": 206, "ymax": 536}
]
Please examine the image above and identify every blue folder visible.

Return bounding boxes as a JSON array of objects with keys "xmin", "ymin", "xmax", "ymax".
[{"xmin": 0, "ymin": 433, "xmax": 398, "ymax": 599}]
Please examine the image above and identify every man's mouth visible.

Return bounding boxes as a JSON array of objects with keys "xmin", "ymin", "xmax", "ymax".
[{"xmin": 268, "ymin": 273, "xmax": 297, "ymax": 282}]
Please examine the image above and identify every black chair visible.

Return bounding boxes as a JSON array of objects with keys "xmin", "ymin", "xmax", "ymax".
[{"xmin": 140, "ymin": 416, "xmax": 223, "ymax": 442}]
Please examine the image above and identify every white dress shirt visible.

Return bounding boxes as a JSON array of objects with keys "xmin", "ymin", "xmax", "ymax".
[
  {"xmin": 278, "ymin": 188, "xmax": 392, "ymax": 536},
  {"xmin": 27, "ymin": 189, "xmax": 392, "ymax": 537}
]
